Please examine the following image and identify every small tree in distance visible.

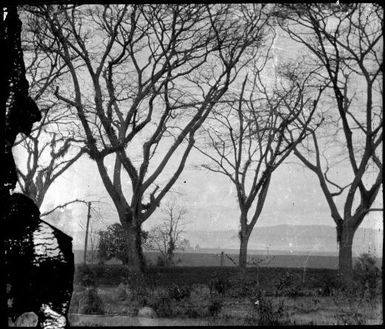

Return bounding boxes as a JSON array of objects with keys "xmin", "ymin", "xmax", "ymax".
[{"xmin": 145, "ymin": 201, "xmax": 190, "ymax": 266}]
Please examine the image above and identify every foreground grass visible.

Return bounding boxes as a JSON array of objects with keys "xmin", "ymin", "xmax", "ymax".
[{"xmin": 69, "ymin": 264, "xmax": 382, "ymax": 325}]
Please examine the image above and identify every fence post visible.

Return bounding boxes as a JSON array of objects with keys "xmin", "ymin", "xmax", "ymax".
[{"xmin": 220, "ymin": 251, "xmax": 224, "ymax": 267}]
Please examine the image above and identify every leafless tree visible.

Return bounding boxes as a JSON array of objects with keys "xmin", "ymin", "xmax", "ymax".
[
  {"xmin": 14, "ymin": 11, "xmax": 85, "ymax": 209},
  {"xmin": 26, "ymin": 4, "xmax": 270, "ymax": 271},
  {"xmin": 146, "ymin": 201, "xmax": 189, "ymax": 266},
  {"xmin": 195, "ymin": 53, "xmax": 324, "ymax": 268},
  {"xmin": 276, "ymin": 3, "xmax": 383, "ymax": 281},
  {"xmin": 14, "ymin": 115, "xmax": 85, "ymax": 209}
]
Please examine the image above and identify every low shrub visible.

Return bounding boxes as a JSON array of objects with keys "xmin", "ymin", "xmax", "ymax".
[
  {"xmin": 318, "ymin": 272, "xmax": 342, "ymax": 296},
  {"xmin": 184, "ymin": 303, "xmax": 207, "ymax": 318},
  {"xmin": 354, "ymin": 253, "xmax": 380, "ymax": 297},
  {"xmin": 208, "ymin": 274, "xmax": 231, "ymax": 296},
  {"xmin": 208, "ymin": 298, "xmax": 223, "ymax": 317},
  {"xmin": 78, "ymin": 287, "xmax": 104, "ymax": 315},
  {"xmin": 125, "ymin": 272, "xmax": 150, "ymax": 306},
  {"xmin": 130, "ymin": 289, "xmax": 148, "ymax": 308},
  {"xmin": 168, "ymin": 284, "xmax": 191, "ymax": 301},
  {"xmin": 228, "ymin": 278, "xmax": 259, "ymax": 298},
  {"xmin": 274, "ymin": 271, "xmax": 297, "ymax": 297},
  {"xmin": 330, "ymin": 276, "xmax": 379, "ymax": 326},
  {"xmin": 332, "ymin": 290, "xmax": 366, "ymax": 325},
  {"xmin": 190, "ymin": 283, "xmax": 210, "ymax": 300},
  {"xmin": 150, "ymin": 296, "xmax": 173, "ymax": 318},
  {"xmin": 248, "ymin": 293, "xmax": 292, "ymax": 325},
  {"xmin": 115, "ymin": 282, "xmax": 129, "ymax": 301}
]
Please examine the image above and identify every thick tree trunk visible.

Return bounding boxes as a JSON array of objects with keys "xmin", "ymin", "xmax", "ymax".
[
  {"xmin": 239, "ymin": 231, "xmax": 250, "ymax": 269},
  {"xmin": 121, "ymin": 218, "xmax": 146, "ymax": 272},
  {"xmin": 338, "ymin": 223, "xmax": 356, "ymax": 283}
]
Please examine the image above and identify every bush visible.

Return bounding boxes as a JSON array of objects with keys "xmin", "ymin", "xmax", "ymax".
[
  {"xmin": 308, "ymin": 270, "xmax": 343, "ymax": 297},
  {"xmin": 208, "ymin": 274, "xmax": 231, "ymax": 296},
  {"xmin": 130, "ymin": 288, "xmax": 148, "ymax": 307},
  {"xmin": 78, "ymin": 287, "xmax": 104, "ymax": 315},
  {"xmin": 228, "ymin": 279, "xmax": 258, "ymax": 298},
  {"xmin": 190, "ymin": 283, "xmax": 211, "ymax": 301},
  {"xmin": 115, "ymin": 282, "xmax": 129, "ymax": 301},
  {"xmin": 208, "ymin": 298, "xmax": 223, "ymax": 317},
  {"xmin": 248, "ymin": 292, "xmax": 291, "ymax": 325},
  {"xmin": 354, "ymin": 253, "xmax": 380, "ymax": 296},
  {"xmin": 274, "ymin": 271, "xmax": 296, "ymax": 296},
  {"xmin": 168, "ymin": 284, "xmax": 191, "ymax": 301},
  {"xmin": 150, "ymin": 296, "xmax": 173, "ymax": 318},
  {"xmin": 125, "ymin": 271, "xmax": 150, "ymax": 306}
]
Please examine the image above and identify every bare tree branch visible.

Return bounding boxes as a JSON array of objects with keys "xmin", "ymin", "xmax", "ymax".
[{"xmin": 40, "ymin": 198, "xmax": 91, "ymax": 217}]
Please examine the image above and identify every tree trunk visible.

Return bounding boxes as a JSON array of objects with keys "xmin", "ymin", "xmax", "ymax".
[
  {"xmin": 122, "ymin": 219, "xmax": 146, "ymax": 272},
  {"xmin": 338, "ymin": 223, "xmax": 356, "ymax": 283},
  {"xmin": 239, "ymin": 231, "xmax": 250, "ymax": 269}
]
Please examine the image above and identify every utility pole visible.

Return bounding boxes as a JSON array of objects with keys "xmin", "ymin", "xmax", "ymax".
[{"xmin": 83, "ymin": 202, "xmax": 91, "ymax": 265}]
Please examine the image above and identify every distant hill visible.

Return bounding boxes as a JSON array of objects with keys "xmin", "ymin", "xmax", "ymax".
[
  {"xmin": 184, "ymin": 224, "xmax": 383, "ymax": 257},
  {"xmin": 74, "ymin": 224, "xmax": 382, "ymax": 265}
]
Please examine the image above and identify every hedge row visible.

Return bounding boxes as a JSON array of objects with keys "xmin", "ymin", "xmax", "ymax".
[{"xmin": 74, "ymin": 264, "xmax": 338, "ymax": 290}]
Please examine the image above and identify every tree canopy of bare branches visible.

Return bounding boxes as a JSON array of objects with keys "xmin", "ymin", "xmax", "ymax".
[
  {"xmin": 26, "ymin": 4, "xmax": 269, "ymax": 271},
  {"xmin": 276, "ymin": 3, "xmax": 383, "ymax": 281},
  {"xmin": 13, "ymin": 10, "xmax": 85, "ymax": 209},
  {"xmin": 196, "ymin": 47, "xmax": 324, "ymax": 268}
]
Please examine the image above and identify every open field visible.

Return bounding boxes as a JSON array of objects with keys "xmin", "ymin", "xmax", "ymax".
[
  {"xmin": 145, "ymin": 252, "xmax": 341, "ymax": 269},
  {"xmin": 75, "ymin": 250, "xmax": 383, "ymax": 269},
  {"xmin": 69, "ymin": 264, "xmax": 383, "ymax": 326}
]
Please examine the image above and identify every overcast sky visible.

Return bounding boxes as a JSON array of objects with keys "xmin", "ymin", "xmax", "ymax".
[
  {"xmin": 32, "ymin": 147, "xmax": 382, "ymax": 243},
  {"xmin": 12, "ymin": 14, "xmax": 383, "ymax": 250}
]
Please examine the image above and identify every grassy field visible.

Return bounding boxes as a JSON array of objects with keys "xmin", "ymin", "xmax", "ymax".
[
  {"xmin": 77, "ymin": 250, "xmax": 383, "ymax": 269},
  {"xmin": 69, "ymin": 263, "xmax": 382, "ymax": 326},
  {"xmin": 145, "ymin": 251, "xmax": 342, "ymax": 268}
]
